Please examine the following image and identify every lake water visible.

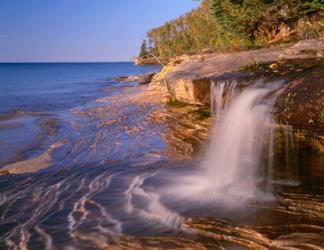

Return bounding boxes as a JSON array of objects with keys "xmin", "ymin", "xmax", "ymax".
[
  {"xmin": 0, "ymin": 63, "xmax": 161, "ymax": 113},
  {"xmin": 0, "ymin": 63, "xmax": 160, "ymax": 165}
]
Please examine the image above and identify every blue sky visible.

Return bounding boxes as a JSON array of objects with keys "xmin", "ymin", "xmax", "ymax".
[{"xmin": 0, "ymin": 0, "xmax": 199, "ymax": 62}]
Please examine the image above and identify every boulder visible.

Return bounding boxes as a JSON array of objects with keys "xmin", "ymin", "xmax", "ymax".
[
  {"xmin": 112, "ymin": 75, "xmax": 140, "ymax": 82},
  {"xmin": 137, "ymin": 72, "xmax": 156, "ymax": 85},
  {"xmin": 112, "ymin": 72, "xmax": 156, "ymax": 84}
]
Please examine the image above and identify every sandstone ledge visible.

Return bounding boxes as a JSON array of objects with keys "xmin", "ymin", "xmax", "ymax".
[{"xmin": 148, "ymin": 38, "xmax": 324, "ymax": 151}]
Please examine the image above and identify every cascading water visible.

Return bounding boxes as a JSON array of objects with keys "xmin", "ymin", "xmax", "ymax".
[
  {"xmin": 162, "ymin": 79, "xmax": 284, "ymax": 207},
  {"xmin": 210, "ymin": 80, "xmax": 237, "ymax": 119},
  {"xmin": 204, "ymin": 79, "xmax": 284, "ymax": 202}
]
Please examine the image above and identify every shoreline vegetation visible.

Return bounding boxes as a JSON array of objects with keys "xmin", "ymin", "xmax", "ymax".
[{"xmin": 135, "ymin": 0, "xmax": 323, "ymax": 65}]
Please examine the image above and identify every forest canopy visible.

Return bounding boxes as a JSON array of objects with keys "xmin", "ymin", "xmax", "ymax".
[{"xmin": 139, "ymin": 0, "xmax": 323, "ymax": 58}]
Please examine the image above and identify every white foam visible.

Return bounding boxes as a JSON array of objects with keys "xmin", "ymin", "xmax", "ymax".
[
  {"xmin": 125, "ymin": 173, "xmax": 183, "ymax": 230},
  {"xmin": 161, "ymin": 80, "xmax": 284, "ymax": 207}
]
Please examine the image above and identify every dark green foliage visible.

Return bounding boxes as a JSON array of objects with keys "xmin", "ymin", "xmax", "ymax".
[
  {"xmin": 139, "ymin": 39, "xmax": 148, "ymax": 57},
  {"xmin": 146, "ymin": 1, "xmax": 219, "ymax": 57},
  {"xmin": 302, "ymin": 0, "xmax": 324, "ymax": 15},
  {"xmin": 210, "ymin": 0, "xmax": 323, "ymax": 44},
  {"xmin": 141, "ymin": 0, "xmax": 322, "ymax": 57}
]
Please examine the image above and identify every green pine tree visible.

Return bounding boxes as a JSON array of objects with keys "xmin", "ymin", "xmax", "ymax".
[{"xmin": 139, "ymin": 40, "xmax": 148, "ymax": 57}]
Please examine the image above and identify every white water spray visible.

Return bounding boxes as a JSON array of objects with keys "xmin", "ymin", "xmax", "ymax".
[
  {"xmin": 162, "ymin": 79, "xmax": 284, "ymax": 206},
  {"xmin": 207, "ymin": 80, "xmax": 284, "ymax": 199}
]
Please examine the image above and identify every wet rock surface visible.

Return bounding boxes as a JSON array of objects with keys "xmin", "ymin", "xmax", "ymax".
[
  {"xmin": 272, "ymin": 60, "xmax": 323, "ymax": 133},
  {"xmin": 150, "ymin": 102, "xmax": 211, "ymax": 160},
  {"xmin": 245, "ymin": 58, "xmax": 324, "ymax": 152},
  {"xmin": 113, "ymin": 72, "xmax": 156, "ymax": 84}
]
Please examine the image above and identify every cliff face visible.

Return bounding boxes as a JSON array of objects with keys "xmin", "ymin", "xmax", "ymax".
[{"xmin": 148, "ymin": 38, "xmax": 324, "ymax": 151}]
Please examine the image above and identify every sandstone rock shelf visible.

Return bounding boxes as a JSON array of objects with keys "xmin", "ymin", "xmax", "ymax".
[{"xmin": 148, "ymin": 38, "xmax": 324, "ymax": 151}]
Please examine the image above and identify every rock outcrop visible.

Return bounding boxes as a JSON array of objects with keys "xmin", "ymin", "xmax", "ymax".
[
  {"xmin": 137, "ymin": 72, "xmax": 156, "ymax": 85},
  {"xmin": 149, "ymin": 38, "xmax": 324, "ymax": 105},
  {"xmin": 149, "ymin": 38, "xmax": 324, "ymax": 151}
]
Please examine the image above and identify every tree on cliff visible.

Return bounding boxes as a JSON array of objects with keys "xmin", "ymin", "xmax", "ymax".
[
  {"xmin": 141, "ymin": 0, "xmax": 323, "ymax": 57},
  {"xmin": 139, "ymin": 40, "xmax": 148, "ymax": 57},
  {"xmin": 146, "ymin": 1, "xmax": 218, "ymax": 57}
]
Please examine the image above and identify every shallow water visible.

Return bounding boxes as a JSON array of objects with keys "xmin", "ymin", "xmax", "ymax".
[
  {"xmin": 0, "ymin": 64, "xmax": 323, "ymax": 249},
  {"xmin": 1, "ymin": 157, "xmax": 323, "ymax": 249},
  {"xmin": 0, "ymin": 63, "xmax": 160, "ymax": 166}
]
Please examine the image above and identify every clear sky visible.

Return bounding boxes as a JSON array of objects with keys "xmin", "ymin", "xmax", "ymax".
[{"xmin": 0, "ymin": 0, "xmax": 199, "ymax": 62}]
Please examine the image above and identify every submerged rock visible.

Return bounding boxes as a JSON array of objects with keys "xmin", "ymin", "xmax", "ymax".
[
  {"xmin": 112, "ymin": 72, "xmax": 156, "ymax": 84},
  {"xmin": 0, "ymin": 170, "xmax": 9, "ymax": 176},
  {"xmin": 112, "ymin": 75, "xmax": 140, "ymax": 82},
  {"xmin": 2, "ymin": 140, "xmax": 65, "ymax": 174}
]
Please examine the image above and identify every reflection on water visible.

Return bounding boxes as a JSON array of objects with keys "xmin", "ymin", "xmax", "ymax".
[
  {"xmin": 0, "ymin": 63, "xmax": 161, "ymax": 167},
  {"xmin": 0, "ymin": 115, "xmax": 40, "ymax": 165}
]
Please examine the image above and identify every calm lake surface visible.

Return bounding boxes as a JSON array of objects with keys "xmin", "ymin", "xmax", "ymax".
[
  {"xmin": 0, "ymin": 63, "xmax": 160, "ymax": 165},
  {"xmin": 0, "ymin": 63, "xmax": 161, "ymax": 113}
]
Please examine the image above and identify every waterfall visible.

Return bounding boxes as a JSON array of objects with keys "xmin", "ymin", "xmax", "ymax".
[
  {"xmin": 159, "ymin": 79, "xmax": 285, "ymax": 208},
  {"xmin": 210, "ymin": 80, "xmax": 237, "ymax": 120},
  {"xmin": 204, "ymin": 79, "xmax": 284, "ymax": 202}
]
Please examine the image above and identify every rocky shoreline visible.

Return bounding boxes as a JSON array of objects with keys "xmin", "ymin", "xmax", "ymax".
[{"xmin": 145, "ymin": 38, "xmax": 324, "ymax": 152}]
